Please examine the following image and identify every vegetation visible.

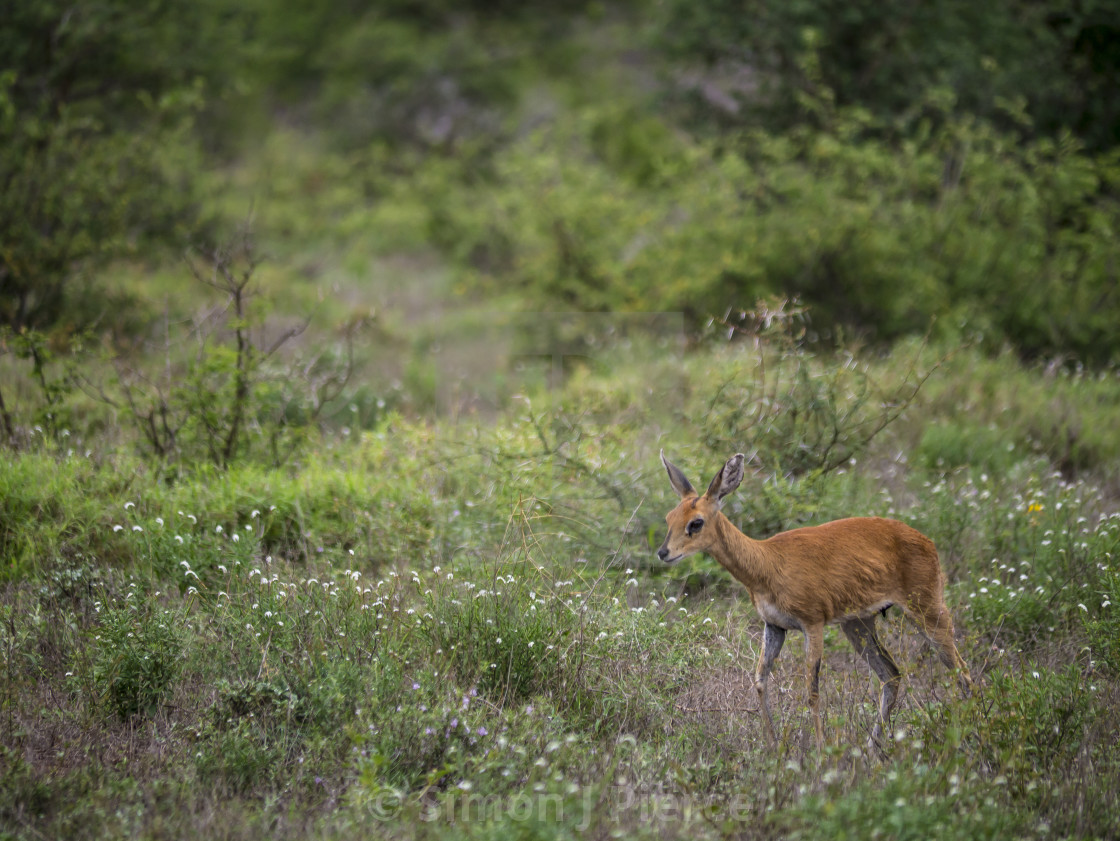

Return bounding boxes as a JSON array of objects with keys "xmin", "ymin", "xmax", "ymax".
[
  {"xmin": 4, "ymin": 332, "xmax": 1119, "ymax": 839},
  {"xmin": 656, "ymin": 0, "xmax": 1120, "ymax": 151},
  {"xmin": 3, "ymin": 2, "xmax": 1120, "ymax": 839}
]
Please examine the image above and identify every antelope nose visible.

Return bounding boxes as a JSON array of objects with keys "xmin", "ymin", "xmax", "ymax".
[{"xmin": 657, "ymin": 547, "xmax": 669, "ymax": 562}]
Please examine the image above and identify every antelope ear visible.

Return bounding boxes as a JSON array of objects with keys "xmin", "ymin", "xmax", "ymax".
[
  {"xmin": 705, "ymin": 453, "xmax": 745, "ymax": 502},
  {"xmin": 660, "ymin": 450, "xmax": 696, "ymax": 498}
]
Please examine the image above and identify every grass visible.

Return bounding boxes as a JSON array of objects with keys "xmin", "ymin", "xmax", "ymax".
[{"xmin": 3, "ymin": 337, "xmax": 1120, "ymax": 840}]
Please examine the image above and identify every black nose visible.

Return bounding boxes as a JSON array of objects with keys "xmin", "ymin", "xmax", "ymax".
[{"xmin": 657, "ymin": 547, "xmax": 668, "ymax": 561}]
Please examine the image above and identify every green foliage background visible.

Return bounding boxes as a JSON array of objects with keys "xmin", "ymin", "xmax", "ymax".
[
  {"xmin": 3, "ymin": 3, "xmax": 1120, "ymax": 840},
  {"xmin": 4, "ymin": 0, "xmax": 1120, "ymax": 358}
]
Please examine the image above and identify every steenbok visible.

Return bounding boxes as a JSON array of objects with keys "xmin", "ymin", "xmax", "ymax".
[{"xmin": 657, "ymin": 450, "xmax": 973, "ymax": 750}]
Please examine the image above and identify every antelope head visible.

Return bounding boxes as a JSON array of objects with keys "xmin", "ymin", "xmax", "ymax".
[{"xmin": 656, "ymin": 450, "xmax": 745, "ymax": 564}]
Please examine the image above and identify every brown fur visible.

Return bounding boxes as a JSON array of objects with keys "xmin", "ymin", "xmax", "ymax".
[{"xmin": 658, "ymin": 451, "xmax": 973, "ymax": 751}]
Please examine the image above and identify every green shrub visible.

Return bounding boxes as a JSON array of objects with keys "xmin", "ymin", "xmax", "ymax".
[
  {"xmin": 1085, "ymin": 554, "xmax": 1120, "ymax": 675},
  {"xmin": 194, "ymin": 717, "xmax": 290, "ymax": 795},
  {"xmin": 911, "ymin": 348, "xmax": 1120, "ymax": 479},
  {"xmin": 908, "ymin": 662, "xmax": 1117, "ymax": 836},
  {"xmin": 782, "ymin": 763, "xmax": 1030, "ymax": 840},
  {"xmin": 654, "ymin": 0, "xmax": 1120, "ymax": 152},
  {"xmin": 897, "ymin": 663, "xmax": 1120, "ymax": 836},
  {"xmin": 697, "ymin": 323, "xmax": 927, "ymax": 479},
  {"xmin": 357, "ymin": 676, "xmax": 589, "ymax": 798},
  {"xmin": 360, "ymin": 676, "xmax": 502, "ymax": 790},
  {"xmin": 111, "ymin": 229, "xmax": 361, "ymax": 470},
  {"xmin": 425, "ymin": 99, "xmax": 1120, "ymax": 362},
  {"xmin": 957, "ymin": 480, "xmax": 1120, "ymax": 645},
  {"xmin": 916, "ymin": 422, "xmax": 1017, "ymax": 474},
  {"xmin": 90, "ymin": 592, "xmax": 183, "ymax": 719},
  {"xmin": 193, "ymin": 669, "xmax": 360, "ymax": 796},
  {"xmin": 979, "ymin": 665, "xmax": 1097, "ymax": 781},
  {"xmin": 416, "ymin": 560, "xmax": 575, "ymax": 705}
]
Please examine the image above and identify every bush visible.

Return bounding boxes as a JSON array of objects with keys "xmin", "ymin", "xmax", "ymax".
[
  {"xmin": 111, "ymin": 229, "xmax": 361, "ymax": 470},
  {"xmin": 90, "ymin": 592, "xmax": 184, "ymax": 719},
  {"xmin": 0, "ymin": 0, "xmax": 238, "ymax": 334},
  {"xmin": 357, "ymin": 677, "xmax": 581, "ymax": 794},
  {"xmin": 904, "ymin": 467, "xmax": 1120, "ymax": 646},
  {"xmin": 916, "ymin": 422, "xmax": 1017, "ymax": 474},
  {"xmin": 783, "ymin": 763, "xmax": 1030, "ymax": 840},
  {"xmin": 413, "ymin": 554, "xmax": 577, "ymax": 706},
  {"xmin": 427, "ymin": 100, "xmax": 1120, "ymax": 363},
  {"xmin": 979, "ymin": 665, "xmax": 1097, "ymax": 781},
  {"xmin": 970, "ymin": 485, "xmax": 1120, "ymax": 645},
  {"xmin": 194, "ymin": 716, "xmax": 290, "ymax": 796},
  {"xmin": 696, "ymin": 303, "xmax": 928, "ymax": 479},
  {"xmin": 912, "ymin": 348, "xmax": 1120, "ymax": 479},
  {"xmin": 1085, "ymin": 556, "xmax": 1120, "ymax": 675},
  {"xmin": 654, "ymin": 0, "xmax": 1120, "ymax": 152}
]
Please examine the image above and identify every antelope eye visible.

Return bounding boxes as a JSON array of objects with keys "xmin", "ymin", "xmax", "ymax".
[{"xmin": 686, "ymin": 518, "xmax": 704, "ymax": 537}]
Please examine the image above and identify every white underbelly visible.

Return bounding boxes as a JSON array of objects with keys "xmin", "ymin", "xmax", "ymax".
[
  {"xmin": 755, "ymin": 597, "xmax": 895, "ymax": 630},
  {"xmin": 754, "ymin": 599, "xmax": 805, "ymax": 631}
]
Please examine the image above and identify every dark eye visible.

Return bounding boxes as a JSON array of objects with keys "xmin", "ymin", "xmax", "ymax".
[{"xmin": 686, "ymin": 518, "xmax": 704, "ymax": 537}]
